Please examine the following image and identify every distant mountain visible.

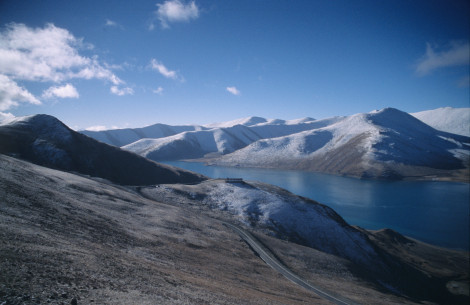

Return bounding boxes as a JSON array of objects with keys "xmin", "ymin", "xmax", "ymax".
[
  {"xmin": 77, "ymin": 108, "xmax": 470, "ymax": 180},
  {"xmin": 0, "ymin": 114, "xmax": 205, "ymax": 185},
  {"xmin": 213, "ymin": 108, "xmax": 470, "ymax": 180},
  {"xmin": 411, "ymin": 107, "xmax": 470, "ymax": 137},
  {"xmin": 123, "ymin": 124, "xmax": 264, "ymax": 160},
  {"xmin": 81, "ymin": 123, "xmax": 208, "ymax": 147},
  {"xmin": 122, "ymin": 116, "xmax": 343, "ymax": 161}
]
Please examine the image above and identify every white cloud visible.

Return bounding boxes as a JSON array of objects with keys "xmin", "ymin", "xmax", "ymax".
[
  {"xmin": 0, "ymin": 111, "xmax": 15, "ymax": 124},
  {"xmin": 43, "ymin": 83, "xmax": 79, "ymax": 99},
  {"xmin": 85, "ymin": 125, "xmax": 109, "ymax": 131},
  {"xmin": 416, "ymin": 41, "xmax": 470, "ymax": 76},
  {"xmin": 153, "ymin": 86, "xmax": 164, "ymax": 94},
  {"xmin": 150, "ymin": 59, "xmax": 183, "ymax": 81},
  {"xmin": 110, "ymin": 86, "xmax": 134, "ymax": 96},
  {"xmin": 0, "ymin": 23, "xmax": 124, "ymax": 111},
  {"xmin": 0, "ymin": 74, "xmax": 41, "ymax": 111},
  {"xmin": 226, "ymin": 86, "xmax": 241, "ymax": 96},
  {"xmin": 105, "ymin": 19, "xmax": 118, "ymax": 27},
  {"xmin": 85, "ymin": 124, "xmax": 122, "ymax": 131},
  {"xmin": 155, "ymin": 0, "xmax": 199, "ymax": 29}
]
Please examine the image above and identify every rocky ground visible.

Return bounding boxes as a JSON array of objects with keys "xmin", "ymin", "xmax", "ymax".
[{"xmin": 0, "ymin": 154, "xmax": 468, "ymax": 304}]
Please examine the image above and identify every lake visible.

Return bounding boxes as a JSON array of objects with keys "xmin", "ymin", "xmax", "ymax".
[{"xmin": 163, "ymin": 161, "xmax": 470, "ymax": 251}]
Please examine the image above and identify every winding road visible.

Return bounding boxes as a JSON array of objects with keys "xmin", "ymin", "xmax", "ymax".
[{"xmin": 223, "ymin": 222, "xmax": 358, "ymax": 305}]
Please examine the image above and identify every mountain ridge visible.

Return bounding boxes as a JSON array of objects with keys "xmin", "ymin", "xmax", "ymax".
[{"xmin": 0, "ymin": 114, "xmax": 205, "ymax": 185}]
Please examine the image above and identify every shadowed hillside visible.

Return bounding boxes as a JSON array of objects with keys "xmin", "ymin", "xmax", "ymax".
[{"xmin": 0, "ymin": 114, "xmax": 205, "ymax": 185}]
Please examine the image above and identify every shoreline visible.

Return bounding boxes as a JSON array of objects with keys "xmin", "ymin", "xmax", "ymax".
[{"xmin": 167, "ymin": 158, "xmax": 470, "ymax": 184}]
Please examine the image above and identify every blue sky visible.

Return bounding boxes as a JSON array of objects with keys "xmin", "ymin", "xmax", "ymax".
[{"xmin": 0, "ymin": 0, "xmax": 469, "ymax": 130}]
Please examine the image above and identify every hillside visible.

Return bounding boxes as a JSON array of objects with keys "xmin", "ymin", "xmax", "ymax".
[
  {"xmin": 411, "ymin": 107, "xmax": 470, "ymax": 137},
  {"xmin": 0, "ymin": 154, "xmax": 326, "ymax": 305},
  {"xmin": 213, "ymin": 108, "xmax": 470, "ymax": 180},
  {"xmin": 0, "ymin": 114, "xmax": 204, "ymax": 185},
  {"xmin": 141, "ymin": 178, "xmax": 469, "ymax": 304},
  {"xmin": 1, "ymin": 154, "xmax": 468, "ymax": 304}
]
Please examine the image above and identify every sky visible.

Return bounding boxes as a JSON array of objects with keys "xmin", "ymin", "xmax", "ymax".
[{"xmin": 0, "ymin": 0, "xmax": 469, "ymax": 130}]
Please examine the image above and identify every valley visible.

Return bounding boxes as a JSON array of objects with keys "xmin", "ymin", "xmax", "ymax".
[{"xmin": 0, "ymin": 110, "xmax": 468, "ymax": 304}]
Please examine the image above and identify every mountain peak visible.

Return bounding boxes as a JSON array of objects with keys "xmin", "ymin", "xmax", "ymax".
[
  {"xmin": 7, "ymin": 114, "xmax": 73, "ymax": 143},
  {"xmin": 204, "ymin": 116, "xmax": 268, "ymax": 128}
]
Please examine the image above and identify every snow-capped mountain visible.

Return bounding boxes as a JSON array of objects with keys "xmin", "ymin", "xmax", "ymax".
[
  {"xmin": 122, "ymin": 116, "xmax": 343, "ymax": 161},
  {"xmin": 411, "ymin": 107, "xmax": 470, "ymax": 137},
  {"xmin": 203, "ymin": 116, "xmax": 317, "ymax": 128},
  {"xmin": 203, "ymin": 116, "xmax": 270, "ymax": 128},
  {"xmin": 123, "ymin": 124, "xmax": 264, "ymax": 160},
  {"xmin": 81, "ymin": 123, "xmax": 208, "ymax": 147},
  {"xmin": 213, "ymin": 108, "xmax": 470, "ymax": 179},
  {"xmin": 0, "ymin": 114, "xmax": 205, "ymax": 185},
  {"xmin": 78, "ymin": 107, "xmax": 469, "ymax": 180}
]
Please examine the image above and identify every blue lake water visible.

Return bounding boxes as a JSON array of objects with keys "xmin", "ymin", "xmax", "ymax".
[{"xmin": 163, "ymin": 161, "xmax": 470, "ymax": 250}]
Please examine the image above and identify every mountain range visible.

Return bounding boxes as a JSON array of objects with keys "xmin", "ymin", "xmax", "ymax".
[{"xmin": 80, "ymin": 107, "xmax": 470, "ymax": 181}]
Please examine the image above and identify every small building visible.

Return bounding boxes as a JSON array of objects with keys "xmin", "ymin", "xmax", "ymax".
[{"xmin": 225, "ymin": 178, "xmax": 243, "ymax": 183}]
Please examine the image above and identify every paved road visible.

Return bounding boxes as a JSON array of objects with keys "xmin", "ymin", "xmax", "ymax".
[{"xmin": 223, "ymin": 222, "xmax": 358, "ymax": 305}]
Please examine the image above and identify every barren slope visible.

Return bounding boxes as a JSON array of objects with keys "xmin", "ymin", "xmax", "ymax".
[{"xmin": 1, "ymin": 155, "xmax": 468, "ymax": 304}]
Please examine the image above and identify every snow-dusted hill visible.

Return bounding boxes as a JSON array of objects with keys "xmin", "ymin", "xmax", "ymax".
[
  {"xmin": 0, "ymin": 114, "xmax": 205, "ymax": 185},
  {"xmin": 122, "ymin": 116, "xmax": 343, "ymax": 161},
  {"xmin": 123, "ymin": 124, "xmax": 264, "ymax": 160},
  {"xmin": 213, "ymin": 108, "xmax": 470, "ymax": 179},
  {"xmin": 81, "ymin": 123, "xmax": 207, "ymax": 147},
  {"xmin": 143, "ymin": 179, "xmax": 388, "ymax": 273},
  {"xmin": 78, "ymin": 107, "xmax": 469, "ymax": 180},
  {"xmin": 411, "ymin": 107, "xmax": 470, "ymax": 137}
]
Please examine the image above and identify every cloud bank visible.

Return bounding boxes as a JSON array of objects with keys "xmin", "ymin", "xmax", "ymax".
[
  {"xmin": 416, "ymin": 41, "xmax": 470, "ymax": 76},
  {"xmin": 153, "ymin": 0, "xmax": 199, "ymax": 29},
  {"xmin": 0, "ymin": 23, "xmax": 127, "ymax": 112}
]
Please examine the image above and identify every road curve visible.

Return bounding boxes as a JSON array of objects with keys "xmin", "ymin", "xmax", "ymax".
[{"xmin": 223, "ymin": 222, "xmax": 358, "ymax": 305}]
